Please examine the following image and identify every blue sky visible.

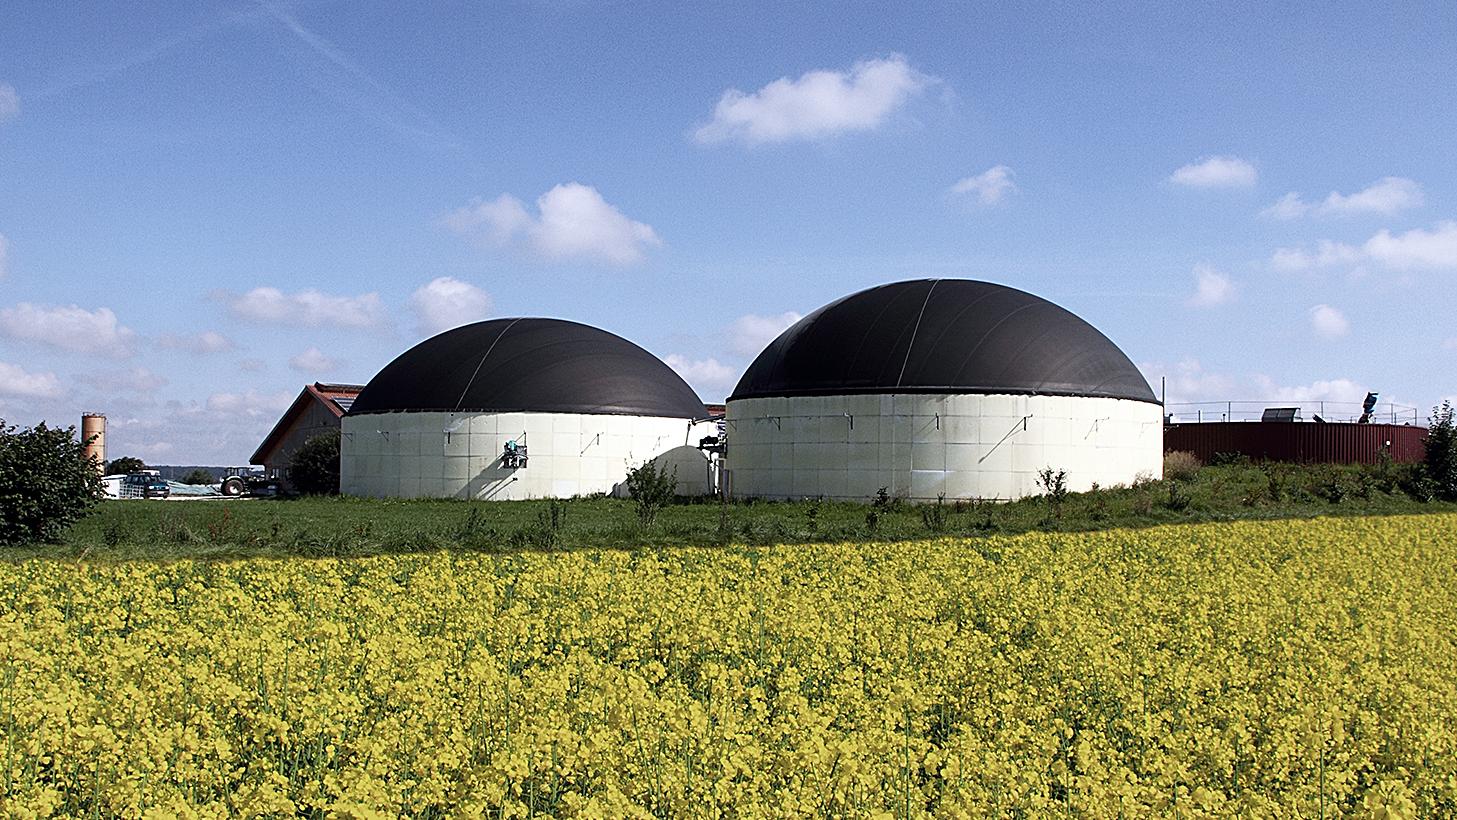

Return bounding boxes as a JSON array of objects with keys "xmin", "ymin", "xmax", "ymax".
[{"xmin": 1, "ymin": 1, "xmax": 1454, "ymax": 463}]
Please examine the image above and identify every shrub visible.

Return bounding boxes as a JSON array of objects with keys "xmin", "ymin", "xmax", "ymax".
[
  {"xmin": 1036, "ymin": 467, "xmax": 1069, "ymax": 521},
  {"xmin": 864, "ymin": 507, "xmax": 881, "ymax": 534},
  {"xmin": 0, "ymin": 419, "xmax": 105, "ymax": 546},
  {"xmin": 626, "ymin": 459, "xmax": 677, "ymax": 527},
  {"xmin": 1366, "ymin": 446, "xmax": 1401, "ymax": 494},
  {"xmin": 1209, "ymin": 451, "xmax": 1251, "ymax": 467},
  {"xmin": 1163, "ymin": 479, "xmax": 1192, "ymax": 511},
  {"xmin": 966, "ymin": 497, "xmax": 998, "ymax": 532},
  {"xmin": 1425, "ymin": 401, "xmax": 1457, "ymax": 501},
  {"xmin": 920, "ymin": 493, "xmax": 948, "ymax": 533},
  {"xmin": 1262, "ymin": 464, "xmax": 1285, "ymax": 502},
  {"xmin": 1400, "ymin": 464, "xmax": 1437, "ymax": 502},
  {"xmin": 290, "ymin": 431, "xmax": 341, "ymax": 495},
  {"xmin": 1163, "ymin": 450, "xmax": 1203, "ymax": 481},
  {"xmin": 1086, "ymin": 483, "xmax": 1110, "ymax": 522},
  {"xmin": 182, "ymin": 469, "xmax": 216, "ymax": 485},
  {"xmin": 1311, "ymin": 467, "xmax": 1348, "ymax": 504}
]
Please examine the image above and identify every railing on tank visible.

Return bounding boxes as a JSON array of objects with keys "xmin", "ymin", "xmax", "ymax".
[{"xmin": 1164, "ymin": 400, "xmax": 1422, "ymax": 426}]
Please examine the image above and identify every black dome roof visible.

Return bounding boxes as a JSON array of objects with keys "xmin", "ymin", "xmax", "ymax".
[
  {"xmin": 730, "ymin": 279, "xmax": 1156, "ymax": 404},
  {"xmin": 350, "ymin": 318, "xmax": 708, "ymax": 418}
]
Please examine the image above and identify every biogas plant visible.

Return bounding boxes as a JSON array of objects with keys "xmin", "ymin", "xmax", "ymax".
[
  {"xmin": 340, "ymin": 318, "xmax": 719, "ymax": 500},
  {"xmin": 340, "ymin": 279, "xmax": 1164, "ymax": 502},
  {"xmin": 722, "ymin": 279, "xmax": 1162, "ymax": 501}
]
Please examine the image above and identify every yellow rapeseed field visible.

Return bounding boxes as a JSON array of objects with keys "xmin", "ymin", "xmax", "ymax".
[{"xmin": 3, "ymin": 514, "xmax": 1455, "ymax": 818}]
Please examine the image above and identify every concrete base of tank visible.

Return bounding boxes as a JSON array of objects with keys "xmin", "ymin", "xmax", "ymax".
[
  {"xmin": 724, "ymin": 392, "xmax": 1163, "ymax": 502},
  {"xmin": 342, "ymin": 411, "xmax": 718, "ymax": 500}
]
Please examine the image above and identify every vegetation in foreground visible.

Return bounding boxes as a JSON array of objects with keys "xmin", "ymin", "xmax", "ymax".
[
  {"xmin": 0, "ymin": 419, "xmax": 102, "ymax": 547},
  {"xmin": 3, "ymin": 515, "xmax": 1452, "ymax": 816},
  {"xmin": 17, "ymin": 458, "xmax": 1456, "ymax": 562}
]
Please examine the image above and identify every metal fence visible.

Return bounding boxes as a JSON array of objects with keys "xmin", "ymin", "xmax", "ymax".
[{"xmin": 1163, "ymin": 400, "xmax": 1422, "ymax": 426}]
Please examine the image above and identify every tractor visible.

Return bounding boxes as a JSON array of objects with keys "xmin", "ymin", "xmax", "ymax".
[{"xmin": 219, "ymin": 467, "xmax": 280, "ymax": 498}]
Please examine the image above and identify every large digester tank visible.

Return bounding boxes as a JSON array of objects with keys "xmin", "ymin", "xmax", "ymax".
[
  {"xmin": 341, "ymin": 318, "xmax": 717, "ymax": 500},
  {"xmin": 724, "ymin": 279, "xmax": 1164, "ymax": 501}
]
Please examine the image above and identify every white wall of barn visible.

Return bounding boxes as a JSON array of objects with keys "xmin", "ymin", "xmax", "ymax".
[
  {"xmin": 341, "ymin": 411, "xmax": 717, "ymax": 500},
  {"xmin": 723, "ymin": 393, "xmax": 1163, "ymax": 502}
]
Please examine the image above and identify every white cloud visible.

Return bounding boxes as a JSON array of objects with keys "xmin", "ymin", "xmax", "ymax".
[
  {"xmin": 1261, "ymin": 192, "xmax": 1309, "ymax": 221},
  {"xmin": 0, "ymin": 302, "xmax": 138, "ymax": 357},
  {"xmin": 694, "ymin": 55, "xmax": 932, "ymax": 145},
  {"xmin": 0, "ymin": 361, "xmax": 64, "ymax": 399},
  {"xmin": 288, "ymin": 346, "xmax": 340, "ymax": 374},
  {"xmin": 1444, "ymin": 337, "xmax": 1457, "ymax": 351},
  {"xmin": 949, "ymin": 166, "xmax": 1017, "ymax": 205},
  {"xmin": 1271, "ymin": 221, "xmax": 1457, "ymax": 274},
  {"xmin": 0, "ymin": 233, "xmax": 9, "ymax": 278},
  {"xmin": 1186, "ymin": 264, "xmax": 1235, "ymax": 308},
  {"xmin": 238, "ymin": 358, "xmax": 267, "ymax": 373},
  {"xmin": 729, "ymin": 311, "xmax": 802, "ymax": 357},
  {"xmin": 1309, "ymin": 304, "xmax": 1350, "ymax": 339},
  {"xmin": 1142, "ymin": 359, "xmax": 1378, "ymax": 415},
  {"xmin": 1363, "ymin": 220, "xmax": 1457, "ymax": 270},
  {"xmin": 1263, "ymin": 177, "xmax": 1423, "ymax": 220},
  {"xmin": 0, "ymin": 83, "xmax": 18, "ymax": 123},
  {"xmin": 1270, "ymin": 240, "xmax": 1363, "ymax": 272},
  {"xmin": 205, "ymin": 389, "xmax": 295, "ymax": 419},
  {"xmin": 1252, "ymin": 375, "xmax": 1366, "ymax": 404},
  {"xmin": 223, "ymin": 287, "xmax": 387, "ymax": 329},
  {"xmin": 445, "ymin": 183, "xmax": 661, "ymax": 266},
  {"xmin": 664, "ymin": 354, "xmax": 737, "ymax": 397},
  {"xmin": 1169, "ymin": 155, "xmax": 1257, "ymax": 188},
  {"xmin": 76, "ymin": 366, "xmax": 167, "ymax": 394},
  {"xmin": 409, "ymin": 276, "xmax": 492, "ymax": 335},
  {"xmin": 157, "ymin": 330, "xmax": 235, "ymax": 354},
  {"xmin": 1137, "ymin": 358, "xmax": 1237, "ymax": 404},
  {"xmin": 1320, "ymin": 176, "xmax": 1424, "ymax": 216}
]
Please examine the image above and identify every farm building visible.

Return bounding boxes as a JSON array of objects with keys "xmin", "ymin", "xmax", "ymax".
[
  {"xmin": 1163, "ymin": 400, "xmax": 1427, "ymax": 465},
  {"xmin": 341, "ymin": 318, "xmax": 717, "ymax": 500},
  {"xmin": 724, "ymin": 279, "xmax": 1163, "ymax": 501},
  {"xmin": 252, "ymin": 382, "xmax": 363, "ymax": 484}
]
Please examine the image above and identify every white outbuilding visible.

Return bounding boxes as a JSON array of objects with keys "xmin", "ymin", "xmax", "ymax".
[
  {"xmin": 341, "ymin": 318, "xmax": 716, "ymax": 500},
  {"xmin": 724, "ymin": 279, "xmax": 1163, "ymax": 502}
]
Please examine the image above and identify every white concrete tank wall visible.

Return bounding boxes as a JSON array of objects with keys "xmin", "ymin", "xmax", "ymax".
[
  {"xmin": 342, "ymin": 411, "xmax": 717, "ymax": 500},
  {"xmin": 724, "ymin": 393, "xmax": 1163, "ymax": 502}
]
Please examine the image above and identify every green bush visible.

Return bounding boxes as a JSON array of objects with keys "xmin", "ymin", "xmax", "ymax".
[
  {"xmin": 1209, "ymin": 451, "xmax": 1250, "ymax": 467},
  {"xmin": 1426, "ymin": 401, "xmax": 1457, "ymax": 501},
  {"xmin": 0, "ymin": 419, "xmax": 104, "ymax": 546},
  {"xmin": 1037, "ymin": 467, "xmax": 1069, "ymax": 522},
  {"xmin": 1163, "ymin": 479, "xmax": 1192, "ymax": 511},
  {"xmin": 182, "ymin": 469, "xmax": 216, "ymax": 485},
  {"xmin": 1163, "ymin": 450, "xmax": 1203, "ymax": 481},
  {"xmin": 920, "ymin": 493, "xmax": 948, "ymax": 533},
  {"xmin": 290, "ymin": 431, "xmax": 341, "ymax": 495},
  {"xmin": 626, "ymin": 459, "xmax": 677, "ymax": 527}
]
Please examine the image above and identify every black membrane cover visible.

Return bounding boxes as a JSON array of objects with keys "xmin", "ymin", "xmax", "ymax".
[
  {"xmin": 729, "ymin": 279, "xmax": 1157, "ymax": 404},
  {"xmin": 350, "ymin": 318, "xmax": 709, "ymax": 418}
]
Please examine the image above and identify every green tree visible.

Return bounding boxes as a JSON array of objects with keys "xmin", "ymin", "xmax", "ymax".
[
  {"xmin": 1426, "ymin": 401, "xmax": 1457, "ymax": 501},
  {"xmin": 0, "ymin": 419, "xmax": 105, "ymax": 546},
  {"xmin": 625, "ymin": 458, "xmax": 677, "ymax": 527},
  {"xmin": 290, "ymin": 431, "xmax": 341, "ymax": 495},
  {"xmin": 106, "ymin": 456, "xmax": 146, "ymax": 475},
  {"xmin": 182, "ymin": 469, "xmax": 216, "ymax": 485}
]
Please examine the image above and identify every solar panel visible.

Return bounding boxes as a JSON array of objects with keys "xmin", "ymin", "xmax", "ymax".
[
  {"xmin": 333, "ymin": 397, "xmax": 356, "ymax": 412},
  {"xmin": 1261, "ymin": 407, "xmax": 1301, "ymax": 422}
]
